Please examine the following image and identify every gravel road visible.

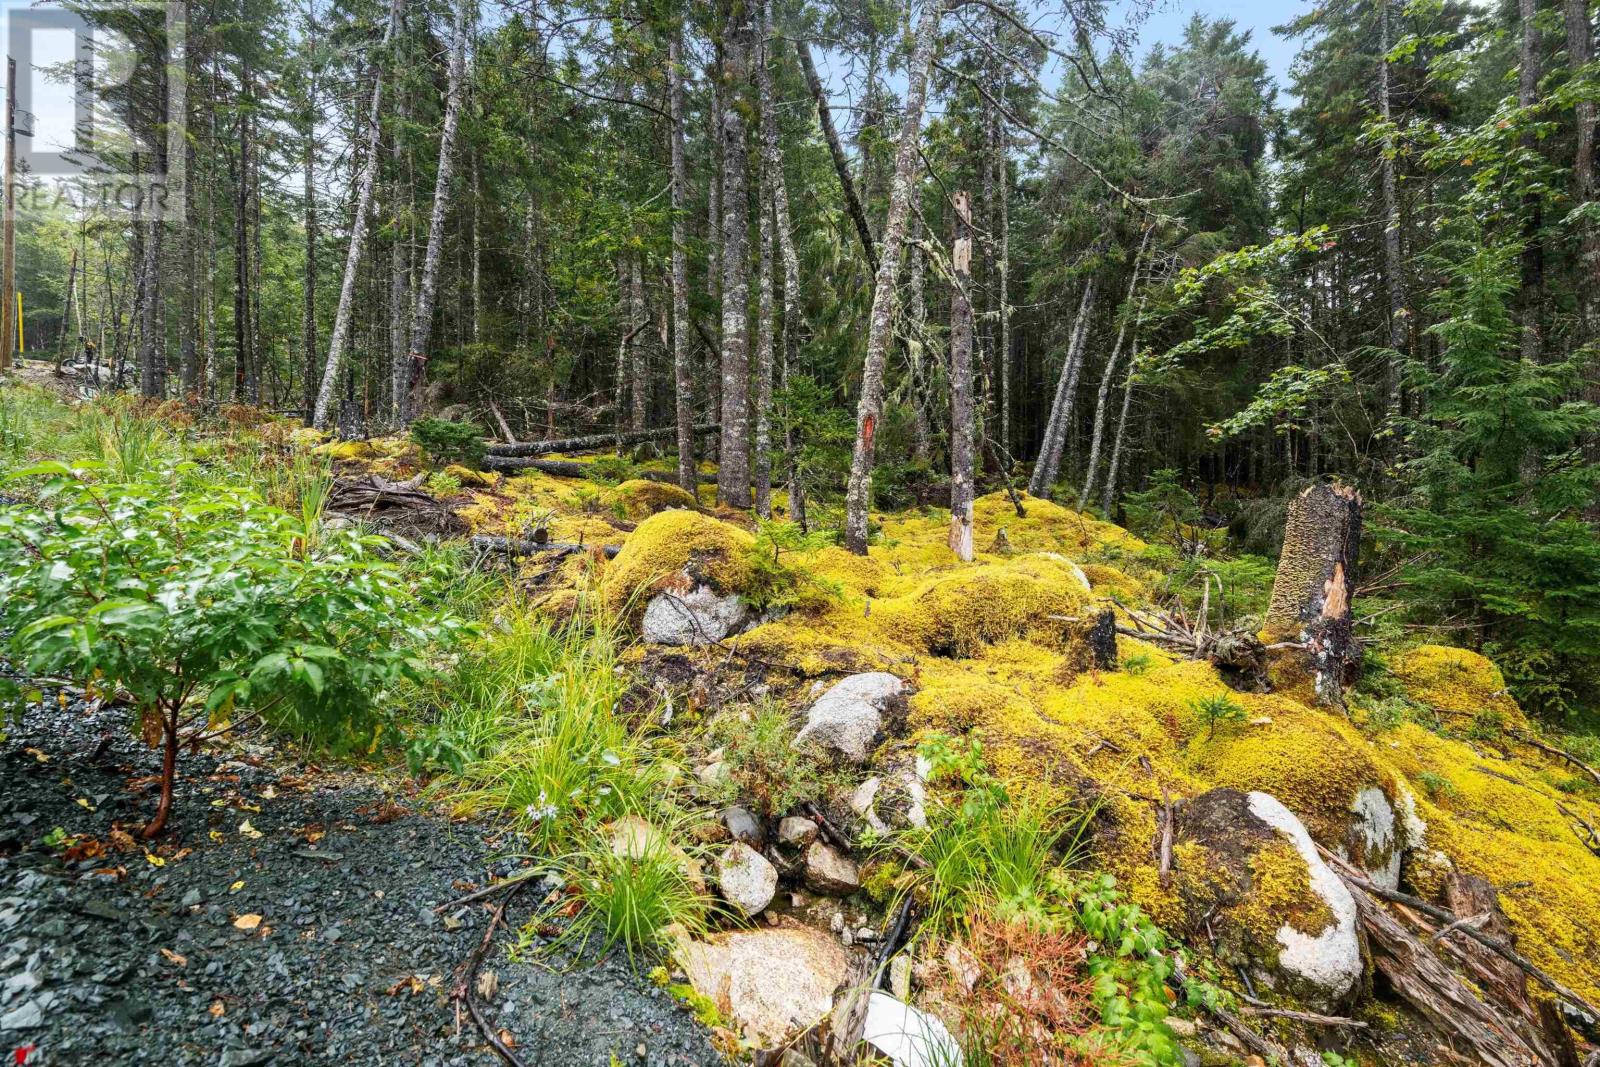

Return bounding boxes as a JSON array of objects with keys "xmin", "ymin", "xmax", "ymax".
[{"xmin": 0, "ymin": 692, "xmax": 719, "ymax": 1066}]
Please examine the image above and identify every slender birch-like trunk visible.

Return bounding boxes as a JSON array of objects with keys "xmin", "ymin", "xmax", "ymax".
[
  {"xmin": 1028, "ymin": 277, "xmax": 1097, "ymax": 497},
  {"xmin": 400, "ymin": 0, "xmax": 470, "ymax": 425},
  {"xmin": 907, "ymin": 216, "xmax": 931, "ymax": 463},
  {"xmin": 1568, "ymin": 0, "xmax": 1598, "ymax": 343},
  {"xmin": 1082, "ymin": 228, "xmax": 1151, "ymax": 504},
  {"xmin": 996, "ymin": 97, "xmax": 1011, "ymax": 457},
  {"xmin": 629, "ymin": 252, "xmax": 648, "ymax": 433},
  {"xmin": 796, "ymin": 40, "xmax": 877, "ymax": 274},
  {"xmin": 1101, "ymin": 332, "xmax": 1138, "ymax": 516},
  {"xmin": 301, "ymin": 90, "xmax": 318, "ymax": 420},
  {"xmin": 311, "ymin": 0, "xmax": 402, "ymax": 429},
  {"xmin": 669, "ymin": 30, "xmax": 696, "ymax": 492},
  {"xmin": 842, "ymin": 0, "xmax": 944, "ymax": 554},
  {"xmin": 753, "ymin": 2, "xmax": 784, "ymax": 517},
  {"xmin": 949, "ymin": 190, "xmax": 975, "ymax": 562},
  {"xmin": 717, "ymin": 0, "xmax": 754, "ymax": 507}
]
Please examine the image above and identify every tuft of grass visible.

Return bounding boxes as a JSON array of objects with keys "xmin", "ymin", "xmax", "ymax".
[
  {"xmin": 414, "ymin": 608, "xmax": 671, "ymax": 851},
  {"xmin": 890, "ymin": 733, "xmax": 1091, "ymax": 935},
  {"xmin": 540, "ymin": 823, "xmax": 713, "ymax": 964}
]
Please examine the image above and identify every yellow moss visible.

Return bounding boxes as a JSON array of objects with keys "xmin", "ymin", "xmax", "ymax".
[
  {"xmin": 444, "ymin": 464, "xmax": 500, "ymax": 489},
  {"xmin": 877, "ymin": 555, "xmax": 1094, "ymax": 657},
  {"xmin": 1184, "ymin": 706, "xmax": 1389, "ymax": 843},
  {"xmin": 317, "ymin": 439, "xmax": 380, "ymax": 462},
  {"xmin": 1391, "ymin": 644, "xmax": 1528, "ymax": 731},
  {"xmin": 602, "ymin": 479, "xmax": 701, "ymax": 520},
  {"xmin": 600, "ymin": 509, "xmax": 755, "ymax": 618},
  {"xmin": 1079, "ymin": 563, "xmax": 1145, "ymax": 600},
  {"xmin": 1238, "ymin": 839, "xmax": 1336, "ymax": 943}
]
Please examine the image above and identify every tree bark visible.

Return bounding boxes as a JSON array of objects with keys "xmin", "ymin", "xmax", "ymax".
[
  {"xmin": 401, "ymin": 0, "xmax": 470, "ymax": 425},
  {"xmin": 1265, "ymin": 483, "xmax": 1363, "ymax": 706},
  {"xmin": 1028, "ymin": 276, "xmax": 1097, "ymax": 497},
  {"xmin": 949, "ymin": 190, "xmax": 975, "ymax": 562},
  {"xmin": 996, "ymin": 99, "xmax": 1011, "ymax": 459},
  {"xmin": 1568, "ymin": 0, "xmax": 1598, "ymax": 343},
  {"xmin": 753, "ymin": 4, "xmax": 784, "ymax": 518},
  {"xmin": 628, "ymin": 252, "xmax": 648, "ymax": 433},
  {"xmin": 842, "ymin": 0, "xmax": 944, "ymax": 554},
  {"xmin": 717, "ymin": 0, "xmax": 754, "ymax": 508},
  {"xmin": 311, "ymin": 0, "xmax": 403, "ymax": 429},
  {"xmin": 301, "ymin": 63, "xmax": 319, "ymax": 422},
  {"xmin": 1100, "ymin": 338, "xmax": 1137, "ymax": 515},
  {"xmin": 1518, "ymin": 0, "xmax": 1544, "ymax": 366},
  {"xmin": 669, "ymin": 29, "xmax": 697, "ymax": 494},
  {"xmin": 1378, "ymin": 0, "xmax": 1409, "ymax": 422},
  {"xmin": 1082, "ymin": 228, "xmax": 1151, "ymax": 505},
  {"xmin": 54, "ymin": 247, "xmax": 78, "ymax": 372},
  {"xmin": 796, "ymin": 40, "xmax": 878, "ymax": 275}
]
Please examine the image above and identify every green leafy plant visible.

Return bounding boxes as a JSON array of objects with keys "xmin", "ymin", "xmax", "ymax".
[
  {"xmin": 1189, "ymin": 693, "xmax": 1247, "ymax": 739},
  {"xmin": 1415, "ymin": 771, "xmax": 1458, "ymax": 800},
  {"xmin": 409, "ymin": 417, "xmax": 487, "ymax": 468},
  {"xmin": 0, "ymin": 461, "xmax": 468, "ymax": 837}
]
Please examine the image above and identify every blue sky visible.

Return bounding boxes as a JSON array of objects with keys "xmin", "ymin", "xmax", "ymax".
[{"xmin": 1130, "ymin": 0, "xmax": 1312, "ymax": 94}]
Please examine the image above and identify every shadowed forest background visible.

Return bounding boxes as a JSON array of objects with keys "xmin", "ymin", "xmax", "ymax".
[{"xmin": 7, "ymin": 0, "xmax": 1600, "ymax": 720}]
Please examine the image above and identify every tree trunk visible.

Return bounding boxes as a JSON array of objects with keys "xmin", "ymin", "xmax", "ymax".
[
  {"xmin": 1082, "ymin": 228, "xmax": 1151, "ymax": 505},
  {"xmin": 54, "ymin": 247, "xmax": 78, "ymax": 372},
  {"xmin": 1265, "ymin": 483, "xmax": 1363, "ymax": 706},
  {"xmin": 232, "ymin": 112, "xmax": 252, "ymax": 404},
  {"xmin": 907, "ymin": 216, "xmax": 931, "ymax": 463},
  {"xmin": 1568, "ymin": 0, "xmax": 1598, "ymax": 343},
  {"xmin": 753, "ymin": 4, "xmax": 784, "ymax": 518},
  {"xmin": 796, "ymin": 40, "xmax": 878, "ymax": 275},
  {"xmin": 717, "ymin": 0, "xmax": 754, "ymax": 508},
  {"xmin": 388, "ymin": 83, "xmax": 411, "ymax": 422},
  {"xmin": 842, "ymin": 0, "xmax": 944, "ymax": 555},
  {"xmin": 1378, "ymin": 0, "xmax": 1409, "ymax": 422},
  {"xmin": 669, "ymin": 30, "xmax": 697, "ymax": 494},
  {"xmin": 629, "ymin": 252, "xmax": 648, "ymax": 433},
  {"xmin": 996, "ymin": 100, "xmax": 1011, "ymax": 459},
  {"xmin": 302, "ymin": 99, "xmax": 318, "ymax": 422},
  {"xmin": 1100, "ymin": 331, "xmax": 1137, "ymax": 515},
  {"xmin": 1518, "ymin": 0, "xmax": 1544, "ymax": 366},
  {"xmin": 949, "ymin": 190, "xmax": 975, "ymax": 562},
  {"xmin": 311, "ymin": 0, "xmax": 403, "ymax": 430},
  {"xmin": 1028, "ymin": 276, "xmax": 1097, "ymax": 497},
  {"xmin": 401, "ymin": 0, "xmax": 469, "ymax": 425}
]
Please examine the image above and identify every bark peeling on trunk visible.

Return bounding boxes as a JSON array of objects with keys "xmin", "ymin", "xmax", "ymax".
[{"xmin": 1265, "ymin": 482, "xmax": 1363, "ymax": 706}]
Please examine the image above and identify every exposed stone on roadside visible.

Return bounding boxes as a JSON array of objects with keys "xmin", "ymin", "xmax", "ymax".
[
  {"xmin": 716, "ymin": 843, "xmax": 778, "ymax": 918},
  {"xmin": 803, "ymin": 841, "xmax": 861, "ymax": 896}
]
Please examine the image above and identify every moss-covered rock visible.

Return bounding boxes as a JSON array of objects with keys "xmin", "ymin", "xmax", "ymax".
[
  {"xmin": 1173, "ymin": 789, "xmax": 1361, "ymax": 1011},
  {"xmin": 879, "ymin": 556, "xmax": 1096, "ymax": 658},
  {"xmin": 602, "ymin": 478, "xmax": 701, "ymax": 520},
  {"xmin": 601, "ymin": 510, "xmax": 755, "ymax": 621},
  {"xmin": 1391, "ymin": 644, "xmax": 1528, "ymax": 731}
]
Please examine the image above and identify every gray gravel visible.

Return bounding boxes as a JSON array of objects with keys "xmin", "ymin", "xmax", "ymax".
[{"xmin": 0, "ymin": 693, "xmax": 720, "ymax": 1066}]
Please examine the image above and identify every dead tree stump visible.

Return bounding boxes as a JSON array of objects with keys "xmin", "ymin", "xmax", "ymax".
[{"xmin": 1264, "ymin": 482, "xmax": 1362, "ymax": 706}]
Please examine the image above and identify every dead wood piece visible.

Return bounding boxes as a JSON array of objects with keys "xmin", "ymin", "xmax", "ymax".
[
  {"xmin": 453, "ymin": 881, "xmax": 530, "ymax": 1067},
  {"xmin": 1513, "ymin": 732, "xmax": 1600, "ymax": 789},
  {"xmin": 485, "ymin": 422, "xmax": 718, "ymax": 458},
  {"xmin": 1322, "ymin": 848, "xmax": 1600, "ymax": 1029},
  {"xmin": 480, "ymin": 455, "xmax": 715, "ymax": 485},
  {"xmin": 1238, "ymin": 1003, "xmax": 1369, "ymax": 1029},
  {"xmin": 467, "ymin": 535, "xmax": 620, "ymax": 560}
]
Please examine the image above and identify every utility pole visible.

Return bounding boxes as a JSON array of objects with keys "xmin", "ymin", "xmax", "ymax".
[{"xmin": 0, "ymin": 57, "xmax": 14, "ymax": 370}]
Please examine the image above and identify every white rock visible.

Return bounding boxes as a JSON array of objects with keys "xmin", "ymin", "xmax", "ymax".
[
  {"xmin": 794, "ymin": 672, "xmax": 905, "ymax": 764},
  {"xmin": 642, "ymin": 585, "xmax": 750, "ymax": 646},
  {"xmin": 716, "ymin": 843, "xmax": 777, "ymax": 917},
  {"xmin": 1246, "ymin": 792, "xmax": 1362, "ymax": 1004},
  {"xmin": 674, "ymin": 924, "xmax": 850, "ymax": 1046},
  {"xmin": 861, "ymin": 991, "xmax": 963, "ymax": 1067},
  {"xmin": 803, "ymin": 841, "xmax": 861, "ymax": 896},
  {"xmin": 1347, "ymin": 785, "xmax": 1401, "ymax": 890},
  {"xmin": 778, "ymin": 816, "xmax": 819, "ymax": 849}
]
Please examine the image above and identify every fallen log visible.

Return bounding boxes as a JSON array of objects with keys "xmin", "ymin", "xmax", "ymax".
[
  {"xmin": 486, "ymin": 422, "xmax": 718, "ymax": 458},
  {"xmin": 467, "ymin": 536, "xmax": 620, "ymax": 560},
  {"xmin": 480, "ymin": 455, "xmax": 715, "ymax": 485}
]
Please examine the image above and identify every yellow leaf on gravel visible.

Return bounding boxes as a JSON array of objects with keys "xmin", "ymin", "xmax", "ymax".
[
  {"xmin": 159, "ymin": 948, "xmax": 187, "ymax": 968},
  {"xmin": 238, "ymin": 820, "xmax": 262, "ymax": 839},
  {"xmin": 209, "ymin": 1001, "xmax": 225, "ymax": 1017},
  {"xmin": 145, "ymin": 854, "xmax": 165, "ymax": 867},
  {"xmin": 25, "ymin": 748, "xmax": 49, "ymax": 762},
  {"xmin": 233, "ymin": 913, "xmax": 262, "ymax": 931},
  {"xmin": 230, "ymin": 880, "xmax": 245, "ymax": 893},
  {"xmin": 208, "ymin": 830, "xmax": 223, "ymax": 842}
]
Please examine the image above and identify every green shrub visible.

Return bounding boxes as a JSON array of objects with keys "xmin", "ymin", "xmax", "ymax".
[
  {"xmin": 706, "ymin": 701, "xmax": 838, "ymax": 818},
  {"xmin": 742, "ymin": 518, "xmax": 842, "ymax": 614},
  {"xmin": 0, "ymin": 460, "xmax": 468, "ymax": 837},
  {"xmin": 409, "ymin": 417, "xmax": 487, "ymax": 468}
]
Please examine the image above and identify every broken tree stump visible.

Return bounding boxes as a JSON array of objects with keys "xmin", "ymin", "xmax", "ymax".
[{"xmin": 1264, "ymin": 482, "xmax": 1362, "ymax": 706}]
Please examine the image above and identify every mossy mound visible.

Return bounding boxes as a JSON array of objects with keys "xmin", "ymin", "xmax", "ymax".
[
  {"xmin": 1391, "ymin": 644, "xmax": 1529, "ymax": 730},
  {"xmin": 601, "ymin": 509, "xmax": 755, "ymax": 619},
  {"xmin": 603, "ymin": 479, "xmax": 701, "ymax": 520},
  {"xmin": 878, "ymin": 556, "xmax": 1096, "ymax": 658}
]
